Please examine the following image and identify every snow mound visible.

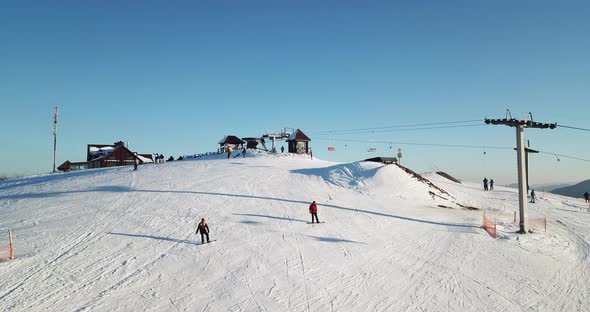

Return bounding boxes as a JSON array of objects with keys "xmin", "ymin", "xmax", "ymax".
[{"xmin": 292, "ymin": 161, "xmax": 450, "ymax": 201}]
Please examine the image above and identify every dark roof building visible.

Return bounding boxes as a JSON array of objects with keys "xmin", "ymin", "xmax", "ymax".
[
  {"xmin": 242, "ymin": 137, "xmax": 262, "ymax": 149},
  {"xmin": 286, "ymin": 129, "xmax": 311, "ymax": 154},
  {"xmin": 218, "ymin": 135, "xmax": 245, "ymax": 152},
  {"xmin": 58, "ymin": 143, "xmax": 153, "ymax": 172}
]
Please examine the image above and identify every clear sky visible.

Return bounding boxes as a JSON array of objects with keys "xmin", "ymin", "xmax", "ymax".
[{"xmin": 1, "ymin": 0, "xmax": 589, "ymax": 185}]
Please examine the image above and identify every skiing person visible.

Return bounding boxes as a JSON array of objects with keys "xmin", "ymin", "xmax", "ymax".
[
  {"xmin": 309, "ymin": 201, "xmax": 320, "ymax": 223},
  {"xmin": 483, "ymin": 177, "xmax": 488, "ymax": 191},
  {"xmin": 489, "ymin": 179, "xmax": 494, "ymax": 190},
  {"xmin": 242, "ymin": 147, "xmax": 246, "ymax": 158},
  {"xmin": 530, "ymin": 189, "xmax": 536, "ymax": 203},
  {"xmin": 133, "ymin": 158, "xmax": 139, "ymax": 171},
  {"xmin": 195, "ymin": 218, "xmax": 210, "ymax": 244},
  {"xmin": 227, "ymin": 148, "xmax": 231, "ymax": 159},
  {"xmin": 584, "ymin": 191, "xmax": 589, "ymax": 203},
  {"xmin": 281, "ymin": 146, "xmax": 284, "ymax": 153}
]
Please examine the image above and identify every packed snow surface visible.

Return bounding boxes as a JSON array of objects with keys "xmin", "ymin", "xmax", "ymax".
[{"xmin": 1, "ymin": 151, "xmax": 589, "ymax": 311}]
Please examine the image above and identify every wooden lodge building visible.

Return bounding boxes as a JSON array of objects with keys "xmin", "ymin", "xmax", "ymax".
[
  {"xmin": 58, "ymin": 141, "xmax": 153, "ymax": 172},
  {"xmin": 286, "ymin": 129, "xmax": 311, "ymax": 154},
  {"xmin": 218, "ymin": 135, "xmax": 245, "ymax": 153}
]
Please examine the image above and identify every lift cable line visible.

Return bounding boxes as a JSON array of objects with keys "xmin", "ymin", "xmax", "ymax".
[
  {"xmin": 309, "ymin": 119, "xmax": 483, "ymax": 135},
  {"xmin": 315, "ymin": 137, "xmax": 589, "ymax": 163},
  {"xmin": 484, "ymin": 114, "xmax": 557, "ymax": 234},
  {"xmin": 313, "ymin": 138, "xmax": 513, "ymax": 150},
  {"xmin": 313, "ymin": 123, "xmax": 484, "ymax": 136},
  {"xmin": 558, "ymin": 124, "xmax": 590, "ymax": 132},
  {"xmin": 537, "ymin": 151, "xmax": 590, "ymax": 163}
]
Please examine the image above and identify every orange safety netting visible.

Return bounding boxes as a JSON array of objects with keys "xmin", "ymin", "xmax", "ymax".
[
  {"xmin": 0, "ymin": 244, "xmax": 11, "ymax": 261},
  {"xmin": 482, "ymin": 214, "xmax": 496, "ymax": 238},
  {"xmin": 530, "ymin": 217, "xmax": 547, "ymax": 233}
]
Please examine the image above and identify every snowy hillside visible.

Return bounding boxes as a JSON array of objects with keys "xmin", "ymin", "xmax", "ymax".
[{"xmin": 1, "ymin": 151, "xmax": 589, "ymax": 311}]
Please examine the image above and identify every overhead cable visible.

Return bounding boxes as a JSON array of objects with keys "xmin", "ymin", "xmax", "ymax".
[
  {"xmin": 309, "ymin": 119, "xmax": 482, "ymax": 135},
  {"xmin": 313, "ymin": 123, "xmax": 484, "ymax": 136},
  {"xmin": 314, "ymin": 138, "xmax": 512, "ymax": 150},
  {"xmin": 558, "ymin": 124, "xmax": 590, "ymax": 132}
]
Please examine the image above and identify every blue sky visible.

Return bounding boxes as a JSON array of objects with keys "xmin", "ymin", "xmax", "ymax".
[{"xmin": 1, "ymin": 1, "xmax": 589, "ymax": 185}]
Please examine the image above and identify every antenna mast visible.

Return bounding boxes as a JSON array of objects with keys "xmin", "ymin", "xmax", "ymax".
[{"xmin": 53, "ymin": 107, "xmax": 58, "ymax": 173}]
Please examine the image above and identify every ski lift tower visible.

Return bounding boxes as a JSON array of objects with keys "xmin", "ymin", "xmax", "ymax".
[
  {"xmin": 485, "ymin": 112, "xmax": 556, "ymax": 234},
  {"xmin": 262, "ymin": 128, "xmax": 293, "ymax": 153}
]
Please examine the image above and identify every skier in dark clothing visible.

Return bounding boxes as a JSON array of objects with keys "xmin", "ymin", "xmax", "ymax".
[
  {"xmin": 483, "ymin": 177, "xmax": 488, "ymax": 191},
  {"xmin": 133, "ymin": 158, "xmax": 139, "ymax": 171},
  {"xmin": 242, "ymin": 147, "xmax": 246, "ymax": 158},
  {"xmin": 195, "ymin": 218, "xmax": 210, "ymax": 244},
  {"xmin": 489, "ymin": 179, "xmax": 494, "ymax": 190},
  {"xmin": 281, "ymin": 146, "xmax": 284, "ymax": 153},
  {"xmin": 530, "ymin": 189, "xmax": 536, "ymax": 203},
  {"xmin": 584, "ymin": 192, "xmax": 589, "ymax": 203},
  {"xmin": 309, "ymin": 201, "xmax": 320, "ymax": 223}
]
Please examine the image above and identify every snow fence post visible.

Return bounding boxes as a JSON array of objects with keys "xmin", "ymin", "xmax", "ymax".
[
  {"xmin": 514, "ymin": 211, "xmax": 517, "ymax": 224},
  {"xmin": 8, "ymin": 229, "xmax": 14, "ymax": 260},
  {"xmin": 544, "ymin": 217, "xmax": 547, "ymax": 233}
]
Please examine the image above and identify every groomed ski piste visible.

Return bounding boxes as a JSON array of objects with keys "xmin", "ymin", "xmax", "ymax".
[{"xmin": 1, "ymin": 150, "xmax": 589, "ymax": 311}]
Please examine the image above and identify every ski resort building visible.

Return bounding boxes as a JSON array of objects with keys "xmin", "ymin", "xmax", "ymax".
[
  {"xmin": 242, "ymin": 137, "xmax": 263, "ymax": 149},
  {"xmin": 58, "ymin": 142, "xmax": 153, "ymax": 172},
  {"xmin": 286, "ymin": 129, "xmax": 311, "ymax": 154},
  {"xmin": 218, "ymin": 135, "xmax": 245, "ymax": 153}
]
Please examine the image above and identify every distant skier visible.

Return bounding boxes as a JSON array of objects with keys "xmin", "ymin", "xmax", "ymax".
[
  {"xmin": 489, "ymin": 179, "xmax": 494, "ymax": 190},
  {"xmin": 242, "ymin": 147, "xmax": 246, "ymax": 158},
  {"xmin": 483, "ymin": 177, "xmax": 488, "ymax": 191},
  {"xmin": 227, "ymin": 148, "xmax": 231, "ymax": 159},
  {"xmin": 133, "ymin": 158, "xmax": 139, "ymax": 171},
  {"xmin": 195, "ymin": 218, "xmax": 210, "ymax": 244},
  {"xmin": 281, "ymin": 146, "xmax": 284, "ymax": 153},
  {"xmin": 584, "ymin": 191, "xmax": 589, "ymax": 203},
  {"xmin": 309, "ymin": 201, "xmax": 320, "ymax": 223},
  {"xmin": 530, "ymin": 189, "xmax": 536, "ymax": 203},
  {"xmin": 310, "ymin": 148, "xmax": 313, "ymax": 160}
]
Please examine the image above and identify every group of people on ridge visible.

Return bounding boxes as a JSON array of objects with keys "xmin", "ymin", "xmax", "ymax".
[
  {"xmin": 196, "ymin": 201, "xmax": 322, "ymax": 244},
  {"xmin": 483, "ymin": 177, "xmax": 494, "ymax": 191},
  {"xmin": 154, "ymin": 153, "xmax": 165, "ymax": 164}
]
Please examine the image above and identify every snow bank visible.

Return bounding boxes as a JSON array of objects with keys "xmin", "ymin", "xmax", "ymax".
[{"xmin": 1, "ymin": 156, "xmax": 589, "ymax": 311}]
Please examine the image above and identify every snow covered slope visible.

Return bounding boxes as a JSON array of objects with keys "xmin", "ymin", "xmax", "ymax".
[{"xmin": 1, "ymin": 152, "xmax": 589, "ymax": 311}]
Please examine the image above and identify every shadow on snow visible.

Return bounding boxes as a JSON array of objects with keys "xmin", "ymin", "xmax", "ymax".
[
  {"xmin": 3, "ymin": 186, "xmax": 479, "ymax": 230},
  {"xmin": 306, "ymin": 235, "xmax": 366, "ymax": 244},
  {"xmin": 108, "ymin": 232, "xmax": 199, "ymax": 245},
  {"xmin": 233, "ymin": 213, "xmax": 308, "ymax": 223}
]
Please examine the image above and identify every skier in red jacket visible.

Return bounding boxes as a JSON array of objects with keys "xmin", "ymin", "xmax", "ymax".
[
  {"xmin": 309, "ymin": 201, "xmax": 320, "ymax": 223},
  {"xmin": 195, "ymin": 218, "xmax": 210, "ymax": 244}
]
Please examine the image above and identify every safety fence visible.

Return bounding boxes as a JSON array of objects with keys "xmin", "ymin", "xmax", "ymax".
[
  {"xmin": 0, "ymin": 229, "xmax": 14, "ymax": 261},
  {"xmin": 529, "ymin": 217, "xmax": 547, "ymax": 233},
  {"xmin": 512, "ymin": 211, "xmax": 547, "ymax": 233},
  {"xmin": 482, "ymin": 212, "xmax": 496, "ymax": 238}
]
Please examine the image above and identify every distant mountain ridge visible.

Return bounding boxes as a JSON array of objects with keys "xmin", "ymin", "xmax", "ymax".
[
  {"xmin": 507, "ymin": 182, "xmax": 574, "ymax": 192},
  {"xmin": 551, "ymin": 179, "xmax": 590, "ymax": 198}
]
